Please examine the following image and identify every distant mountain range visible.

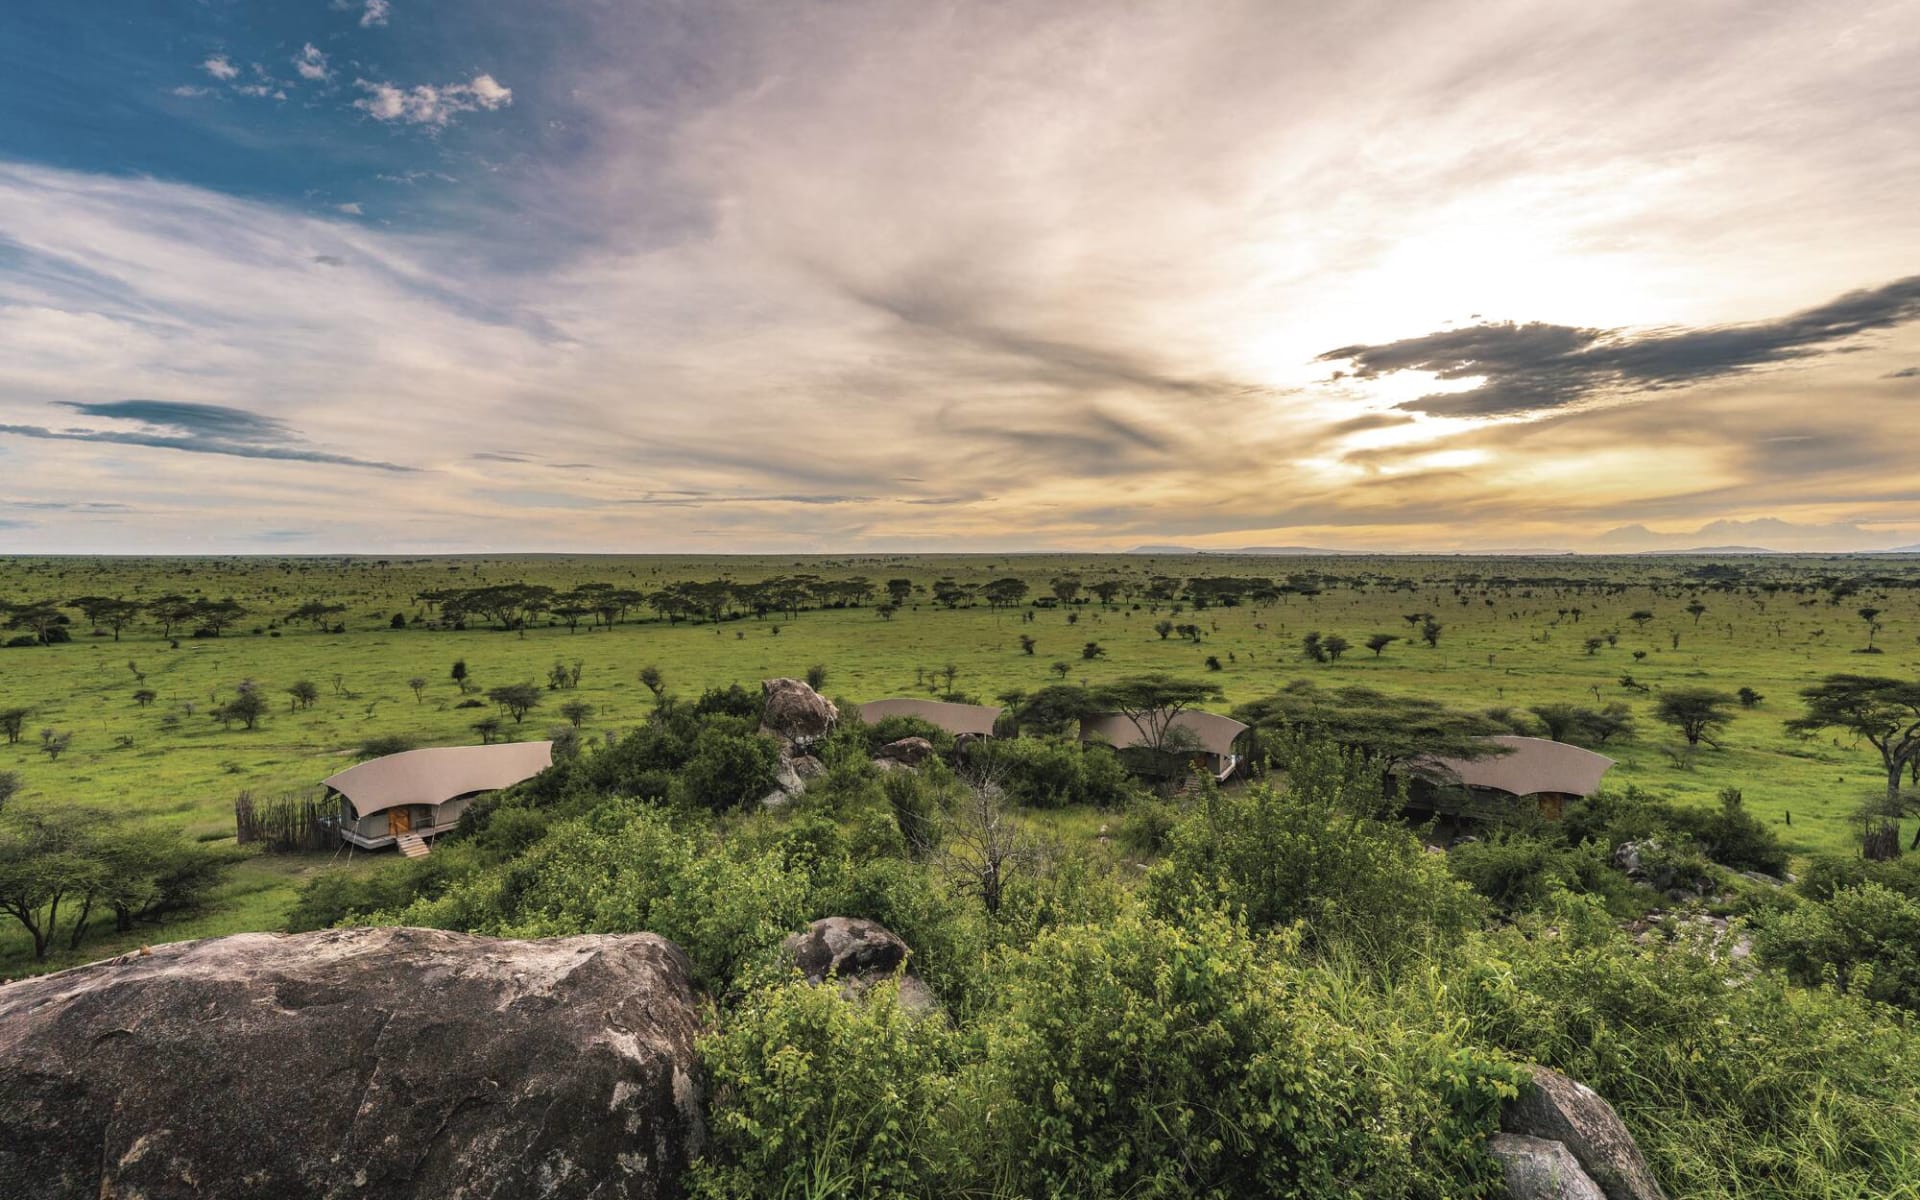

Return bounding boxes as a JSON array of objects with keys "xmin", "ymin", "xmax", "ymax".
[{"xmin": 1128, "ymin": 543, "xmax": 1920, "ymax": 557}]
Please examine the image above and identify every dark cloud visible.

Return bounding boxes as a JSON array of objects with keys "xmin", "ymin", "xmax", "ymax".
[
  {"xmin": 0, "ymin": 399, "xmax": 412, "ymax": 471},
  {"xmin": 1888, "ymin": 366, "xmax": 1920, "ymax": 378},
  {"xmin": 3, "ymin": 498, "xmax": 131, "ymax": 511},
  {"xmin": 471, "ymin": 451, "xmax": 537, "ymax": 462},
  {"xmin": 1319, "ymin": 275, "xmax": 1920, "ymax": 416}
]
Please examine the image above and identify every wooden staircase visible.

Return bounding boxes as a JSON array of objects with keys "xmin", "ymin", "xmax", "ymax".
[{"xmin": 396, "ymin": 832, "xmax": 430, "ymax": 859}]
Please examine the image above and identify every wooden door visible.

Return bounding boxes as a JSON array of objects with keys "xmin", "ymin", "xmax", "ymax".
[{"xmin": 388, "ymin": 807, "xmax": 413, "ymax": 837}]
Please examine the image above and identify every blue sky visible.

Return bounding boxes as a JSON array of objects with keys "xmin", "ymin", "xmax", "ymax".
[{"xmin": 1, "ymin": 1, "xmax": 1918, "ymax": 553}]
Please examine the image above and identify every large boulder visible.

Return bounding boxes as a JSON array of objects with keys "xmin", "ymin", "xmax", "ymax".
[
  {"xmin": 760, "ymin": 677, "xmax": 838, "ymax": 749},
  {"xmin": 1488, "ymin": 1133, "xmax": 1607, "ymax": 1200},
  {"xmin": 877, "ymin": 736, "xmax": 934, "ymax": 766},
  {"xmin": 781, "ymin": 917, "xmax": 938, "ymax": 1015},
  {"xmin": 0, "ymin": 927, "xmax": 705, "ymax": 1200},
  {"xmin": 1502, "ymin": 1066, "xmax": 1666, "ymax": 1200}
]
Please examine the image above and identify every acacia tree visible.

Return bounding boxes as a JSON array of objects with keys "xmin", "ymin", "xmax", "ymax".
[
  {"xmin": 1789, "ymin": 676, "xmax": 1920, "ymax": 859},
  {"xmin": 982, "ymin": 578, "xmax": 1030, "ymax": 610},
  {"xmin": 1654, "ymin": 688, "xmax": 1735, "ymax": 748},
  {"xmin": 1232, "ymin": 682, "xmax": 1505, "ymax": 779},
  {"xmin": 146, "ymin": 594, "xmax": 199, "ymax": 640},
  {"xmin": 1088, "ymin": 675, "xmax": 1223, "ymax": 755},
  {"xmin": 488, "ymin": 682, "xmax": 544, "ymax": 723},
  {"xmin": 1858, "ymin": 607, "xmax": 1885, "ymax": 653},
  {"xmin": 0, "ymin": 807, "xmax": 103, "ymax": 959},
  {"xmin": 1365, "ymin": 634, "xmax": 1398, "ymax": 658},
  {"xmin": 68, "ymin": 596, "xmax": 142, "ymax": 641},
  {"xmin": 0, "ymin": 707, "xmax": 27, "ymax": 745}
]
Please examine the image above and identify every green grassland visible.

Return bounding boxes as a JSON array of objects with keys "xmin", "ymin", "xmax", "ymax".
[{"xmin": 3, "ymin": 551, "xmax": 1917, "ymax": 972}]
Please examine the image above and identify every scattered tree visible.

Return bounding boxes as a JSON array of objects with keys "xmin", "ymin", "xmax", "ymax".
[
  {"xmin": 488, "ymin": 682, "xmax": 544, "ymax": 723},
  {"xmin": 1654, "ymin": 687, "xmax": 1736, "ymax": 748}
]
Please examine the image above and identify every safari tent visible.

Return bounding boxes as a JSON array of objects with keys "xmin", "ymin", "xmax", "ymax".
[
  {"xmin": 326, "ymin": 740, "xmax": 553, "ymax": 852},
  {"xmin": 858, "ymin": 698, "xmax": 1004, "ymax": 739},
  {"xmin": 1078, "ymin": 710, "xmax": 1249, "ymax": 782},
  {"xmin": 1415, "ymin": 734, "xmax": 1614, "ymax": 820}
]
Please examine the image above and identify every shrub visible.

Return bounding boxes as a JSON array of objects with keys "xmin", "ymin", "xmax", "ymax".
[
  {"xmin": 968, "ymin": 737, "xmax": 1134, "ymax": 809},
  {"xmin": 357, "ymin": 734, "xmax": 415, "ymax": 760},
  {"xmin": 671, "ymin": 725, "xmax": 780, "ymax": 813},
  {"xmin": 691, "ymin": 979, "xmax": 962, "ymax": 1199},
  {"xmin": 1146, "ymin": 744, "xmax": 1483, "ymax": 962},
  {"xmin": 1756, "ymin": 882, "xmax": 1920, "ymax": 1010}
]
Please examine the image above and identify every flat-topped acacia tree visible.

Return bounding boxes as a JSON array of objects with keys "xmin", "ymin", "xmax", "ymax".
[
  {"xmin": 1789, "ymin": 675, "xmax": 1920, "ymax": 858},
  {"xmin": 1088, "ymin": 675, "xmax": 1223, "ymax": 754}
]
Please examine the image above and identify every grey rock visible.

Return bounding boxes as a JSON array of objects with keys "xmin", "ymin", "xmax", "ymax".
[
  {"xmin": 877, "ymin": 736, "xmax": 934, "ymax": 765},
  {"xmin": 759, "ymin": 677, "xmax": 838, "ymax": 748},
  {"xmin": 1489, "ymin": 1134, "xmax": 1607, "ymax": 1200},
  {"xmin": 0, "ymin": 927, "xmax": 704, "ymax": 1200},
  {"xmin": 1503, "ymin": 1066, "xmax": 1666, "ymax": 1200},
  {"xmin": 790, "ymin": 754, "xmax": 826, "ymax": 781},
  {"xmin": 782, "ymin": 917, "xmax": 939, "ymax": 1015}
]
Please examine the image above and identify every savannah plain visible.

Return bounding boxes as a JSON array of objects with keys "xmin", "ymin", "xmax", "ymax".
[{"xmin": 3, "ymin": 551, "xmax": 1915, "ymax": 974}]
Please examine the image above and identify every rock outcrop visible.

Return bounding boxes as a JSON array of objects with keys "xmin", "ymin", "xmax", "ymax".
[
  {"xmin": 0, "ymin": 927, "xmax": 705, "ymax": 1200},
  {"xmin": 876, "ymin": 736, "xmax": 934, "ymax": 765},
  {"xmin": 782, "ymin": 917, "xmax": 938, "ymax": 1015},
  {"xmin": 1488, "ymin": 1133, "xmax": 1607, "ymax": 1200},
  {"xmin": 759, "ymin": 677, "xmax": 838, "ymax": 749},
  {"xmin": 1501, "ymin": 1066, "xmax": 1666, "ymax": 1200}
]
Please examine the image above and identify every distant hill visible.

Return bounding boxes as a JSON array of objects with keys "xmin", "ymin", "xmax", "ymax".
[
  {"xmin": 1635, "ymin": 545, "xmax": 1781, "ymax": 556},
  {"xmin": 1127, "ymin": 545, "xmax": 1359, "ymax": 556},
  {"xmin": 1885, "ymin": 543, "xmax": 1920, "ymax": 554}
]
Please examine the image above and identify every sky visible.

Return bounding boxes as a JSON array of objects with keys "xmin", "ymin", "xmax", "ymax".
[{"xmin": 1, "ymin": 0, "xmax": 1917, "ymax": 555}]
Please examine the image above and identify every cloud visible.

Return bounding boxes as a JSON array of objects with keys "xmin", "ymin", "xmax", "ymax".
[
  {"xmin": 1319, "ymin": 276, "xmax": 1920, "ymax": 416},
  {"xmin": 8, "ymin": 2, "xmax": 1920, "ymax": 553},
  {"xmin": 361, "ymin": 0, "xmax": 392, "ymax": 29},
  {"xmin": 335, "ymin": 202, "xmax": 363, "ymax": 215},
  {"xmin": 353, "ymin": 74, "xmax": 512, "ymax": 127},
  {"xmin": 0, "ymin": 400, "xmax": 413, "ymax": 471},
  {"xmin": 1888, "ymin": 366, "xmax": 1920, "ymax": 378},
  {"xmin": 294, "ymin": 44, "xmax": 331, "ymax": 82},
  {"xmin": 201, "ymin": 55, "xmax": 239, "ymax": 81}
]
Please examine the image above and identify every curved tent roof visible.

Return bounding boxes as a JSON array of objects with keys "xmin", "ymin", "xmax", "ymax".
[
  {"xmin": 1080, "ymin": 710, "xmax": 1248, "ymax": 757},
  {"xmin": 1423, "ymin": 735, "xmax": 1613, "ymax": 798},
  {"xmin": 325, "ymin": 741, "xmax": 554, "ymax": 817},
  {"xmin": 859, "ymin": 698, "xmax": 1003, "ymax": 738}
]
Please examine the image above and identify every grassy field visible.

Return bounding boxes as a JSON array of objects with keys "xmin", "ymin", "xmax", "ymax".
[{"xmin": 3, "ymin": 552, "xmax": 1916, "ymax": 972}]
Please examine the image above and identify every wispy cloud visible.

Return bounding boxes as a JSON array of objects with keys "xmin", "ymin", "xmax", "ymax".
[
  {"xmin": 360, "ymin": 0, "xmax": 391, "ymax": 29},
  {"xmin": 0, "ymin": 400, "xmax": 413, "ymax": 471},
  {"xmin": 5, "ymin": 1, "xmax": 1920, "ymax": 552},
  {"xmin": 200, "ymin": 54, "xmax": 238, "ymax": 81}
]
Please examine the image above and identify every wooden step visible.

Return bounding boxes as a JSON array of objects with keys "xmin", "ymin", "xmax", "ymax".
[{"xmin": 396, "ymin": 833, "xmax": 430, "ymax": 858}]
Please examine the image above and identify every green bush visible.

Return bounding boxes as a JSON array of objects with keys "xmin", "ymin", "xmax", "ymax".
[
  {"xmin": 1756, "ymin": 882, "xmax": 1920, "ymax": 1010},
  {"xmin": 692, "ymin": 979, "xmax": 962, "ymax": 1199},
  {"xmin": 1462, "ymin": 894, "xmax": 1920, "ymax": 1198},
  {"xmin": 977, "ymin": 911, "xmax": 1518, "ymax": 1198},
  {"xmin": 674, "ymin": 723, "xmax": 781, "ymax": 813},
  {"xmin": 969, "ymin": 736, "xmax": 1135, "ymax": 809},
  {"xmin": 1448, "ymin": 834, "xmax": 1630, "ymax": 915},
  {"xmin": 1146, "ymin": 745, "xmax": 1483, "ymax": 961}
]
